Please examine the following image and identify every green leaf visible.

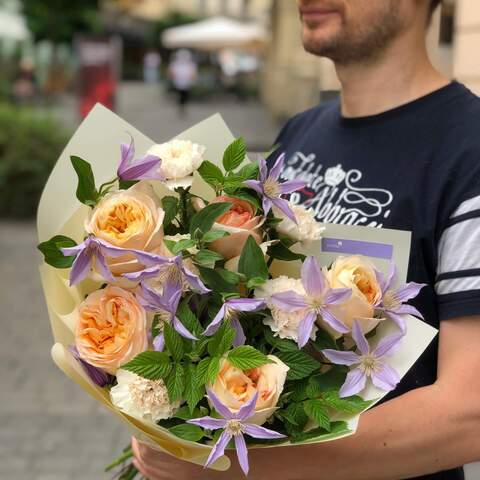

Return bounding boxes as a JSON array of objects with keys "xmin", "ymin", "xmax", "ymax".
[
  {"xmin": 189, "ymin": 202, "xmax": 232, "ymax": 236},
  {"xmin": 164, "ymin": 323, "xmax": 184, "ymax": 362},
  {"xmin": 70, "ymin": 156, "xmax": 98, "ymax": 206},
  {"xmin": 303, "ymin": 399, "xmax": 331, "ymax": 431},
  {"xmin": 313, "ymin": 328, "xmax": 338, "ymax": 351},
  {"xmin": 198, "ymin": 160, "xmax": 224, "ymax": 189},
  {"xmin": 172, "ymin": 238, "xmax": 196, "ymax": 254},
  {"xmin": 119, "ymin": 179, "xmax": 138, "ymax": 190},
  {"xmin": 228, "ymin": 346, "xmax": 272, "ymax": 370},
  {"xmin": 177, "ymin": 301, "xmax": 203, "ymax": 337},
  {"xmin": 195, "ymin": 249, "xmax": 224, "ymax": 266},
  {"xmin": 37, "ymin": 235, "xmax": 77, "ymax": 269},
  {"xmin": 208, "ymin": 322, "xmax": 236, "ymax": 357},
  {"xmin": 215, "ymin": 268, "xmax": 242, "ymax": 285},
  {"xmin": 122, "ymin": 351, "xmax": 171, "ymax": 380},
  {"xmin": 151, "ymin": 315, "xmax": 163, "ymax": 339},
  {"xmin": 307, "ymin": 366, "xmax": 348, "ymax": 394},
  {"xmin": 277, "ymin": 351, "xmax": 321, "ymax": 380},
  {"xmin": 321, "ymin": 391, "xmax": 373, "ymax": 414},
  {"xmin": 290, "ymin": 421, "xmax": 351, "ymax": 444},
  {"xmin": 198, "ymin": 266, "xmax": 238, "ymax": 293},
  {"xmin": 207, "ymin": 356, "xmax": 221, "ymax": 385},
  {"xmin": 264, "ymin": 328, "xmax": 298, "ymax": 353},
  {"xmin": 166, "ymin": 363, "xmax": 185, "ymax": 402},
  {"xmin": 202, "ymin": 230, "xmax": 230, "ymax": 243},
  {"xmin": 238, "ymin": 235, "xmax": 269, "ymax": 281},
  {"xmin": 282, "ymin": 402, "xmax": 308, "ymax": 435},
  {"xmin": 246, "ymin": 276, "xmax": 266, "ymax": 289},
  {"xmin": 162, "ymin": 196, "xmax": 179, "ymax": 227},
  {"xmin": 237, "ymin": 162, "xmax": 259, "ymax": 181},
  {"xmin": 184, "ymin": 363, "xmax": 205, "ymax": 413},
  {"xmin": 267, "ymin": 242, "xmax": 305, "ymax": 262},
  {"xmin": 226, "ymin": 190, "xmax": 260, "ymax": 210},
  {"xmin": 223, "ymin": 138, "xmax": 246, "ymax": 171},
  {"xmin": 197, "ymin": 357, "xmax": 211, "ymax": 384},
  {"xmin": 169, "ymin": 423, "xmax": 205, "ymax": 442}
]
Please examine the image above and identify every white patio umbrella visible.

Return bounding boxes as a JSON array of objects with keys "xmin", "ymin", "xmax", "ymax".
[
  {"xmin": 0, "ymin": 9, "xmax": 30, "ymax": 41},
  {"xmin": 162, "ymin": 16, "xmax": 267, "ymax": 50}
]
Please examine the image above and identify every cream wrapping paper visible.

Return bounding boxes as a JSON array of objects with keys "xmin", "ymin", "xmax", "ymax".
[{"xmin": 37, "ymin": 104, "xmax": 438, "ymax": 470}]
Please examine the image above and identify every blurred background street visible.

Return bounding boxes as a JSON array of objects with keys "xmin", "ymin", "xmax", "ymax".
[{"xmin": 1, "ymin": 0, "xmax": 480, "ymax": 478}]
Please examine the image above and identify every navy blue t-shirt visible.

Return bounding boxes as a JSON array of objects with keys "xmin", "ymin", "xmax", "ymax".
[{"xmin": 273, "ymin": 81, "xmax": 480, "ymax": 480}]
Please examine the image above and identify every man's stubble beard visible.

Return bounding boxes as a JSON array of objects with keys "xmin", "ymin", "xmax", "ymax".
[{"xmin": 302, "ymin": 1, "xmax": 404, "ymax": 65}]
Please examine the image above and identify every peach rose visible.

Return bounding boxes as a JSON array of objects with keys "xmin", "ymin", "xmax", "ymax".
[
  {"xmin": 209, "ymin": 355, "xmax": 289, "ymax": 425},
  {"xmin": 75, "ymin": 285, "xmax": 148, "ymax": 374},
  {"xmin": 325, "ymin": 255, "xmax": 383, "ymax": 334},
  {"xmin": 85, "ymin": 182, "xmax": 165, "ymax": 276},
  {"xmin": 194, "ymin": 195, "xmax": 263, "ymax": 260}
]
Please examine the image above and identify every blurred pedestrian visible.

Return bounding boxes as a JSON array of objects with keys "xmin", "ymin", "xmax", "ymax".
[
  {"xmin": 143, "ymin": 50, "xmax": 162, "ymax": 84},
  {"xmin": 168, "ymin": 50, "xmax": 198, "ymax": 116},
  {"xmin": 12, "ymin": 57, "xmax": 36, "ymax": 106}
]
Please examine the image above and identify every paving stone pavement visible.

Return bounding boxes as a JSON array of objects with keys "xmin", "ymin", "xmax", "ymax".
[{"xmin": 2, "ymin": 84, "xmax": 479, "ymax": 478}]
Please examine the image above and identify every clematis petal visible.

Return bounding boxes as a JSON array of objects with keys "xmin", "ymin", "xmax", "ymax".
[
  {"xmin": 235, "ymin": 434, "xmax": 249, "ymax": 476},
  {"xmin": 119, "ymin": 155, "xmax": 163, "ymax": 181},
  {"xmin": 373, "ymin": 334, "xmax": 403, "ymax": 358},
  {"xmin": 278, "ymin": 179, "xmax": 306, "ymax": 195},
  {"xmin": 152, "ymin": 333, "xmax": 165, "ymax": 352},
  {"xmin": 187, "ymin": 417, "xmax": 226, "ymax": 430},
  {"xmin": 271, "ymin": 197, "xmax": 297, "ymax": 224},
  {"xmin": 207, "ymin": 389, "xmax": 234, "ymax": 419},
  {"xmin": 257, "ymin": 155, "xmax": 268, "ymax": 182},
  {"xmin": 393, "ymin": 303, "xmax": 424, "ymax": 319},
  {"xmin": 244, "ymin": 424, "xmax": 286, "ymax": 440},
  {"xmin": 324, "ymin": 287, "xmax": 352, "ymax": 305},
  {"xmin": 385, "ymin": 263, "xmax": 397, "ymax": 292},
  {"xmin": 244, "ymin": 179, "xmax": 264, "ymax": 195},
  {"xmin": 297, "ymin": 310, "xmax": 317, "ymax": 348},
  {"xmin": 204, "ymin": 430, "xmax": 232, "ymax": 469},
  {"xmin": 262, "ymin": 196, "xmax": 273, "ymax": 216},
  {"xmin": 236, "ymin": 392, "xmax": 259, "ymax": 421},
  {"xmin": 123, "ymin": 265, "xmax": 162, "ymax": 281},
  {"xmin": 68, "ymin": 345, "xmax": 113, "ymax": 387},
  {"xmin": 339, "ymin": 368, "xmax": 367, "ymax": 398},
  {"xmin": 386, "ymin": 311, "xmax": 407, "ymax": 334},
  {"xmin": 321, "ymin": 349, "xmax": 361, "ymax": 366},
  {"xmin": 351, "ymin": 320, "xmax": 370, "ymax": 355},
  {"xmin": 227, "ymin": 298, "xmax": 266, "ymax": 312},
  {"xmin": 60, "ymin": 238, "xmax": 90, "ymax": 257},
  {"xmin": 94, "ymin": 250, "xmax": 115, "ymax": 282},
  {"xmin": 120, "ymin": 138, "xmax": 135, "ymax": 168},
  {"xmin": 320, "ymin": 308, "xmax": 349, "ymax": 334},
  {"xmin": 269, "ymin": 152, "xmax": 285, "ymax": 181},
  {"xmin": 271, "ymin": 291, "xmax": 308, "ymax": 311},
  {"xmin": 203, "ymin": 305, "xmax": 227, "ymax": 336},
  {"xmin": 172, "ymin": 316, "xmax": 197, "ymax": 340},
  {"xmin": 301, "ymin": 256, "xmax": 325, "ymax": 298},
  {"xmin": 68, "ymin": 248, "xmax": 92, "ymax": 286},
  {"xmin": 393, "ymin": 282, "xmax": 426, "ymax": 302},
  {"xmin": 230, "ymin": 317, "xmax": 246, "ymax": 347},
  {"xmin": 182, "ymin": 266, "xmax": 210, "ymax": 294},
  {"xmin": 371, "ymin": 363, "xmax": 400, "ymax": 392}
]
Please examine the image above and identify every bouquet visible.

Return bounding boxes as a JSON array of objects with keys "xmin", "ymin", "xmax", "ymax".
[{"xmin": 37, "ymin": 105, "xmax": 437, "ymax": 478}]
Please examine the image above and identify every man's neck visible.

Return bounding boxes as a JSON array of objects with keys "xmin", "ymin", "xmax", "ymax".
[{"xmin": 335, "ymin": 31, "xmax": 450, "ymax": 118}]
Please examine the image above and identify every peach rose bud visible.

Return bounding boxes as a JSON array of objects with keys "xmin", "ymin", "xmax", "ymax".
[{"xmin": 75, "ymin": 285, "xmax": 148, "ymax": 374}]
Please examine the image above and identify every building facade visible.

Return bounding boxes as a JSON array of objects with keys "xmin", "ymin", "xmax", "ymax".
[{"xmin": 262, "ymin": 0, "xmax": 480, "ymax": 119}]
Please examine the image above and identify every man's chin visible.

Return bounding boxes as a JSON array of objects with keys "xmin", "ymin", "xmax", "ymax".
[{"xmin": 301, "ymin": 30, "xmax": 340, "ymax": 58}]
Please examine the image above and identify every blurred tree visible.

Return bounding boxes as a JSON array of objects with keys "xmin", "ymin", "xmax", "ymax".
[
  {"xmin": 20, "ymin": 0, "xmax": 102, "ymax": 44},
  {"xmin": 147, "ymin": 10, "xmax": 200, "ymax": 49}
]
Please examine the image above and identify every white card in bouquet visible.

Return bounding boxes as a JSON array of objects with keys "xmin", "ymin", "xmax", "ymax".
[{"xmin": 38, "ymin": 105, "xmax": 438, "ymax": 461}]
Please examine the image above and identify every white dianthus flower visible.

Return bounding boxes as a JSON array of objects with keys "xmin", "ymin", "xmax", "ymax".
[
  {"xmin": 255, "ymin": 276, "xmax": 317, "ymax": 342},
  {"xmin": 148, "ymin": 140, "xmax": 206, "ymax": 188},
  {"xmin": 273, "ymin": 203, "xmax": 324, "ymax": 242},
  {"xmin": 111, "ymin": 369, "xmax": 180, "ymax": 423}
]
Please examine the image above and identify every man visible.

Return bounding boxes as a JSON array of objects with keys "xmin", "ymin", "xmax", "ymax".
[{"xmin": 132, "ymin": 1, "xmax": 480, "ymax": 478}]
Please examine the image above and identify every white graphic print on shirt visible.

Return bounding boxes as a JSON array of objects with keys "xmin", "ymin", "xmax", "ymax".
[{"xmin": 281, "ymin": 151, "xmax": 394, "ymax": 228}]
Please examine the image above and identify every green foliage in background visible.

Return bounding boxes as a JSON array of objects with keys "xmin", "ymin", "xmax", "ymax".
[{"xmin": 0, "ymin": 104, "xmax": 68, "ymax": 218}]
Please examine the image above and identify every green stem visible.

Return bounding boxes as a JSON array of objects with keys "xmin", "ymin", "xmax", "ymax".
[
  {"xmin": 105, "ymin": 447, "xmax": 133, "ymax": 472},
  {"xmin": 98, "ymin": 177, "xmax": 119, "ymax": 196}
]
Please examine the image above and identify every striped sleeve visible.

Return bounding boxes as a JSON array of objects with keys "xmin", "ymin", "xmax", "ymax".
[{"xmin": 436, "ymin": 194, "xmax": 480, "ymax": 319}]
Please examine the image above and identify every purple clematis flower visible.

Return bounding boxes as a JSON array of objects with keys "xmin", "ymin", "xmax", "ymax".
[
  {"xmin": 61, "ymin": 236, "xmax": 144, "ymax": 286},
  {"xmin": 203, "ymin": 298, "xmax": 266, "ymax": 347},
  {"xmin": 123, "ymin": 253, "xmax": 210, "ymax": 294},
  {"xmin": 375, "ymin": 264, "xmax": 426, "ymax": 333},
  {"xmin": 117, "ymin": 136, "xmax": 163, "ymax": 182},
  {"xmin": 138, "ymin": 280, "xmax": 197, "ymax": 341},
  {"xmin": 271, "ymin": 256, "xmax": 352, "ymax": 348},
  {"xmin": 68, "ymin": 345, "xmax": 114, "ymax": 387},
  {"xmin": 322, "ymin": 320, "xmax": 402, "ymax": 398},
  {"xmin": 244, "ymin": 153, "xmax": 306, "ymax": 223},
  {"xmin": 187, "ymin": 390, "xmax": 285, "ymax": 476}
]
